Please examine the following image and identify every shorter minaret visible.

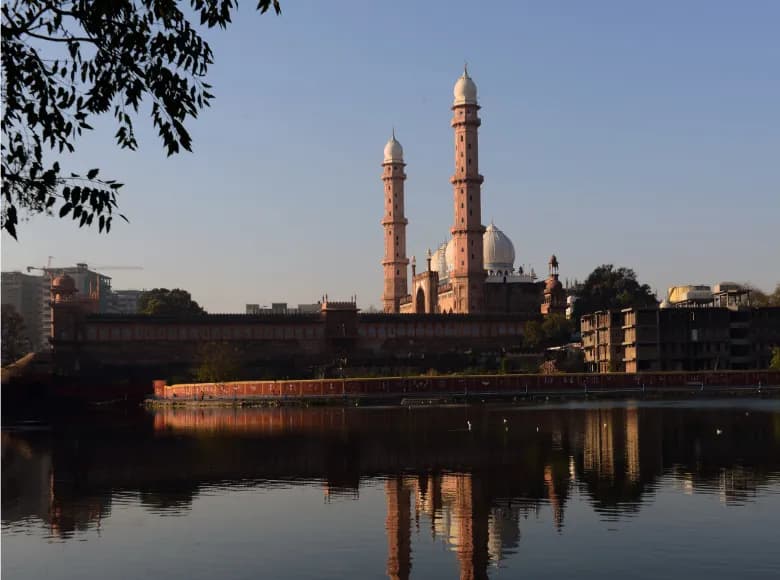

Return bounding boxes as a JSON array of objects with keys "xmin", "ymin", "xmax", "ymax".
[
  {"xmin": 381, "ymin": 131, "xmax": 409, "ymax": 313},
  {"xmin": 542, "ymin": 254, "xmax": 566, "ymax": 317}
]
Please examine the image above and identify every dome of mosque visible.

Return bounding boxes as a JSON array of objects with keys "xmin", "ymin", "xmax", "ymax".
[
  {"xmin": 453, "ymin": 68, "xmax": 478, "ymax": 106},
  {"xmin": 430, "ymin": 243, "xmax": 448, "ymax": 276},
  {"xmin": 483, "ymin": 223, "xmax": 515, "ymax": 274},
  {"xmin": 383, "ymin": 134, "xmax": 404, "ymax": 163},
  {"xmin": 445, "ymin": 238, "xmax": 456, "ymax": 275}
]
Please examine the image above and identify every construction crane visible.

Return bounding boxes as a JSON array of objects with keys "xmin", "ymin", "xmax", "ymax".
[
  {"xmin": 26, "ymin": 263, "xmax": 143, "ymax": 274},
  {"xmin": 26, "ymin": 256, "xmax": 56, "ymax": 276}
]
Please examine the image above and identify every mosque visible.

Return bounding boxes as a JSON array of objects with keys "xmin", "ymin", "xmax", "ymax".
[{"xmin": 381, "ymin": 67, "xmax": 566, "ymax": 317}]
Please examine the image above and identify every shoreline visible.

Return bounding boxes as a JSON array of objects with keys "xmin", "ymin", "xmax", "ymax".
[{"xmin": 146, "ymin": 381, "xmax": 780, "ymax": 408}]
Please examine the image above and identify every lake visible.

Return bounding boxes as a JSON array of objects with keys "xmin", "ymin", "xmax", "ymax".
[{"xmin": 3, "ymin": 399, "xmax": 780, "ymax": 579}]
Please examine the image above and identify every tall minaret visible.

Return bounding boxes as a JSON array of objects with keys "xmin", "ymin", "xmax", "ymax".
[
  {"xmin": 381, "ymin": 131, "xmax": 409, "ymax": 313},
  {"xmin": 450, "ymin": 66, "xmax": 486, "ymax": 313}
]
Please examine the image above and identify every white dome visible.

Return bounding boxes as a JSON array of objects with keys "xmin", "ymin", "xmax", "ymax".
[
  {"xmin": 383, "ymin": 133, "xmax": 403, "ymax": 163},
  {"xmin": 430, "ymin": 243, "xmax": 448, "ymax": 276},
  {"xmin": 483, "ymin": 223, "xmax": 515, "ymax": 273},
  {"xmin": 453, "ymin": 68, "xmax": 478, "ymax": 106},
  {"xmin": 445, "ymin": 238, "xmax": 456, "ymax": 276}
]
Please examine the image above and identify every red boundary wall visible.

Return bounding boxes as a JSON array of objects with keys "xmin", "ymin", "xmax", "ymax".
[{"xmin": 153, "ymin": 371, "xmax": 780, "ymax": 401}]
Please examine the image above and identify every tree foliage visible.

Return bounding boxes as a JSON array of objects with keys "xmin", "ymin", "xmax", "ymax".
[
  {"xmin": 573, "ymin": 264, "xmax": 657, "ymax": 319},
  {"xmin": 1, "ymin": 304, "xmax": 31, "ymax": 365},
  {"xmin": 744, "ymin": 283, "xmax": 780, "ymax": 307},
  {"xmin": 194, "ymin": 341, "xmax": 242, "ymax": 383},
  {"xmin": 1, "ymin": 0, "xmax": 281, "ymax": 239},
  {"xmin": 524, "ymin": 314, "xmax": 575, "ymax": 350},
  {"xmin": 771, "ymin": 347, "xmax": 780, "ymax": 371},
  {"xmin": 138, "ymin": 287, "xmax": 205, "ymax": 316}
]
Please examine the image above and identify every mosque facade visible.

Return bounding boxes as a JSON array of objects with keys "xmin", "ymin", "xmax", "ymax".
[{"xmin": 382, "ymin": 68, "xmax": 566, "ymax": 317}]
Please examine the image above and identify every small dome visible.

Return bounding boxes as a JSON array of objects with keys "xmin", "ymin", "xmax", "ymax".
[
  {"xmin": 483, "ymin": 223, "xmax": 515, "ymax": 273},
  {"xmin": 453, "ymin": 67, "xmax": 478, "ymax": 106},
  {"xmin": 52, "ymin": 274, "xmax": 76, "ymax": 294},
  {"xmin": 383, "ymin": 133, "xmax": 403, "ymax": 163}
]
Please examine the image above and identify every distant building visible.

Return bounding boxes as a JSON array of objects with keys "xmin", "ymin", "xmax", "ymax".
[
  {"xmin": 1, "ymin": 271, "xmax": 45, "ymax": 351},
  {"xmin": 39, "ymin": 263, "xmax": 113, "ymax": 348},
  {"xmin": 246, "ymin": 302, "xmax": 321, "ymax": 315},
  {"xmin": 661, "ymin": 282, "xmax": 755, "ymax": 309},
  {"xmin": 582, "ymin": 303, "xmax": 780, "ymax": 373},
  {"xmin": 110, "ymin": 290, "xmax": 143, "ymax": 314}
]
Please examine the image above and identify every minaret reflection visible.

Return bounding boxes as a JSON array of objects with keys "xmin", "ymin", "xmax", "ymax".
[
  {"xmin": 392, "ymin": 472, "xmax": 524, "ymax": 580},
  {"xmin": 386, "ymin": 477, "xmax": 412, "ymax": 580},
  {"xmin": 544, "ymin": 465, "xmax": 564, "ymax": 530}
]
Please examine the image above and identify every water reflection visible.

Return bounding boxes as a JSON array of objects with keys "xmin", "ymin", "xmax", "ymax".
[{"xmin": 3, "ymin": 401, "xmax": 780, "ymax": 578}]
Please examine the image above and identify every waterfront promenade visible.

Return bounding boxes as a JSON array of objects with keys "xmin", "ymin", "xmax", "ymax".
[{"xmin": 151, "ymin": 370, "xmax": 780, "ymax": 405}]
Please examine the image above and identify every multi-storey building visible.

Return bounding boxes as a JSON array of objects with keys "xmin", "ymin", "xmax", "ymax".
[
  {"xmin": 39, "ymin": 263, "xmax": 113, "ymax": 348},
  {"xmin": 582, "ymin": 303, "xmax": 780, "ymax": 373},
  {"xmin": 1, "ymin": 271, "xmax": 46, "ymax": 351}
]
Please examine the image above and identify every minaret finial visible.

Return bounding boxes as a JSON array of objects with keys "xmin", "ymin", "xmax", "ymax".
[
  {"xmin": 464, "ymin": 60, "xmax": 468, "ymax": 76},
  {"xmin": 392, "ymin": 126, "xmax": 395, "ymax": 140}
]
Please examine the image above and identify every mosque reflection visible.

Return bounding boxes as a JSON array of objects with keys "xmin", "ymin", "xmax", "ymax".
[{"xmin": 3, "ymin": 402, "xmax": 780, "ymax": 578}]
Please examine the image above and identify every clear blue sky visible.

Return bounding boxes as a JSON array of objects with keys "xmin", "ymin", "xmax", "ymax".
[{"xmin": 3, "ymin": 0, "xmax": 779, "ymax": 311}]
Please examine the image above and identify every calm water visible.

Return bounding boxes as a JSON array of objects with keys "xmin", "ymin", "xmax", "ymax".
[{"xmin": 3, "ymin": 399, "xmax": 780, "ymax": 579}]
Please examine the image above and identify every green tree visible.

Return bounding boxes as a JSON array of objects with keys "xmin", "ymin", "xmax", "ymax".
[
  {"xmin": 541, "ymin": 313, "xmax": 573, "ymax": 347},
  {"xmin": 1, "ymin": 304, "xmax": 31, "ymax": 365},
  {"xmin": 525, "ymin": 315, "xmax": 575, "ymax": 351},
  {"xmin": 1, "ymin": 0, "xmax": 281, "ymax": 239},
  {"xmin": 138, "ymin": 288, "xmax": 205, "ymax": 316},
  {"xmin": 573, "ymin": 264, "xmax": 657, "ymax": 319},
  {"xmin": 745, "ymin": 283, "xmax": 780, "ymax": 307},
  {"xmin": 523, "ymin": 320, "xmax": 543, "ymax": 350},
  {"xmin": 194, "ymin": 341, "xmax": 242, "ymax": 383}
]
